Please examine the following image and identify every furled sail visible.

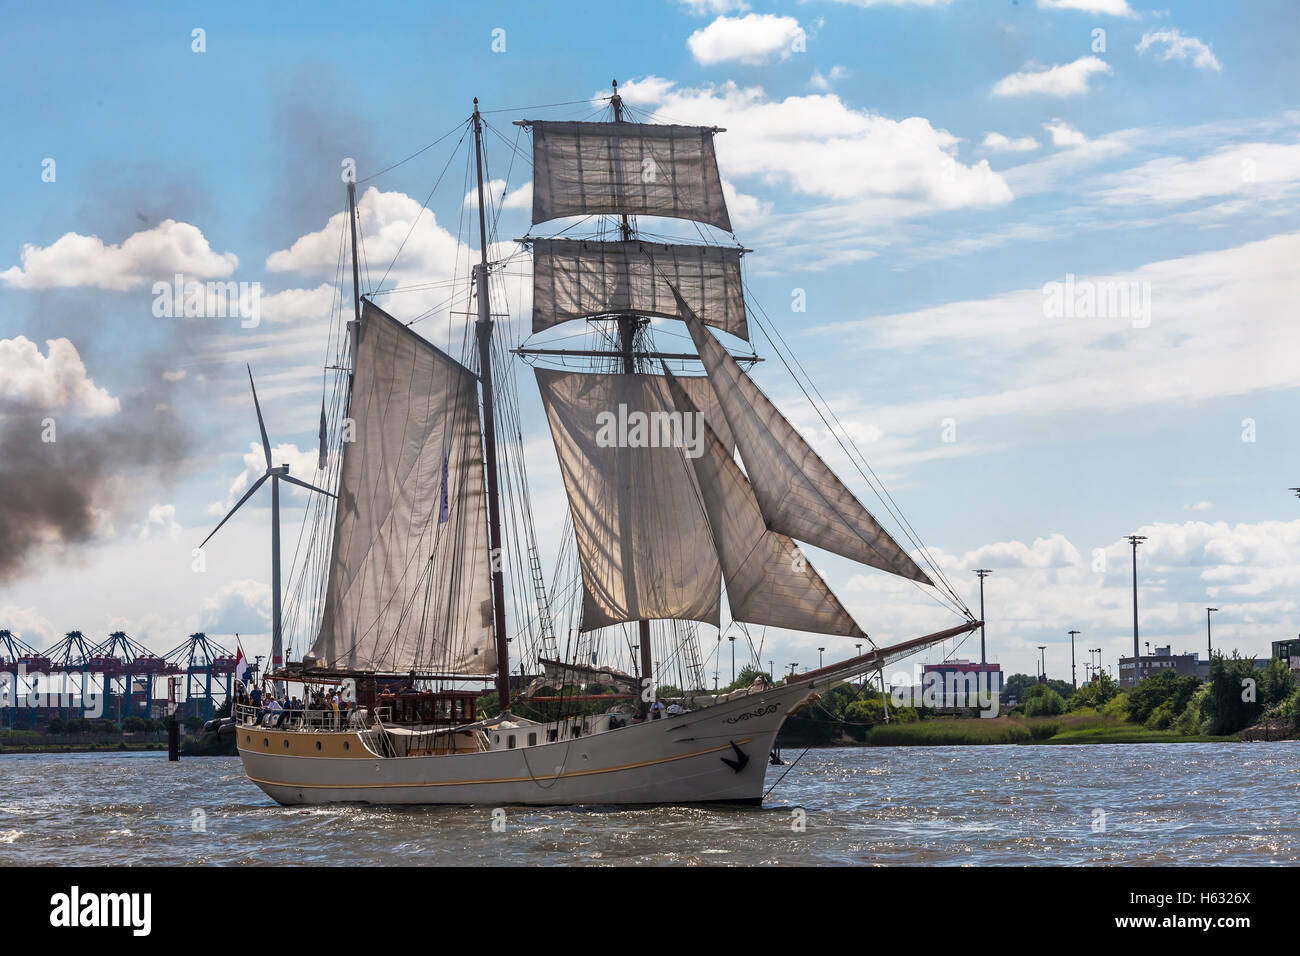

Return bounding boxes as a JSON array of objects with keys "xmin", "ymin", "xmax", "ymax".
[
  {"xmin": 531, "ymin": 238, "xmax": 748, "ymax": 341},
  {"xmin": 520, "ymin": 658, "xmax": 639, "ymax": 698},
  {"xmin": 534, "ymin": 368, "xmax": 722, "ymax": 631},
  {"xmin": 665, "ymin": 369, "xmax": 866, "ymax": 638},
  {"xmin": 310, "ymin": 301, "xmax": 496, "ymax": 675},
  {"xmin": 528, "ymin": 120, "xmax": 732, "ymax": 231},
  {"xmin": 674, "ymin": 288, "xmax": 934, "ymax": 585}
]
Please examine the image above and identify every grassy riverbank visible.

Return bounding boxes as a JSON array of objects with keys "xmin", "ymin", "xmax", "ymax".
[{"xmin": 859, "ymin": 713, "xmax": 1236, "ymax": 747}]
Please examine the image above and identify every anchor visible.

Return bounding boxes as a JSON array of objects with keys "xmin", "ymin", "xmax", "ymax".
[{"xmin": 720, "ymin": 740, "xmax": 749, "ymax": 773}]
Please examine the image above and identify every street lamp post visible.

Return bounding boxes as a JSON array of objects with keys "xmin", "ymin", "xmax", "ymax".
[
  {"xmin": 1206, "ymin": 607, "xmax": 1218, "ymax": 660},
  {"xmin": 974, "ymin": 570, "xmax": 993, "ymax": 665},
  {"xmin": 818, "ymin": 647, "xmax": 825, "ymax": 669},
  {"xmin": 1068, "ymin": 630, "xmax": 1080, "ymax": 689},
  {"xmin": 728, "ymin": 634, "xmax": 735, "ymax": 684},
  {"xmin": 1127, "ymin": 534, "xmax": 1147, "ymax": 663},
  {"xmin": 1037, "ymin": 645, "xmax": 1047, "ymax": 681}
]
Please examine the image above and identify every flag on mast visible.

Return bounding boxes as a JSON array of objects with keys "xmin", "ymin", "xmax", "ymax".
[
  {"xmin": 318, "ymin": 399, "xmax": 328, "ymax": 471},
  {"xmin": 234, "ymin": 642, "xmax": 250, "ymax": 684}
]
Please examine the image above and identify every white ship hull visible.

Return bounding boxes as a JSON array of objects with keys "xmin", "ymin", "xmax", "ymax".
[{"xmin": 238, "ymin": 680, "xmax": 814, "ymax": 806}]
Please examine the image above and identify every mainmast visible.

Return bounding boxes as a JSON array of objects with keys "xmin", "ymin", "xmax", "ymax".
[
  {"xmin": 611, "ymin": 80, "xmax": 655, "ymax": 711},
  {"xmin": 472, "ymin": 99, "xmax": 514, "ymax": 709}
]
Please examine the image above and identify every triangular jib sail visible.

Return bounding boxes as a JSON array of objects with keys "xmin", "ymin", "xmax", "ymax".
[
  {"xmin": 672, "ymin": 285, "xmax": 934, "ymax": 586},
  {"xmin": 310, "ymin": 300, "xmax": 496, "ymax": 675},
  {"xmin": 664, "ymin": 367, "xmax": 866, "ymax": 638}
]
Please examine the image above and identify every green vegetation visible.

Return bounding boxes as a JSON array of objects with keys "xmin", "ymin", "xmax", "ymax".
[
  {"xmin": 1022, "ymin": 683, "xmax": 1066, "ymax": 717},
  {"xmin": 778, "ymin": 650, "xmax": 1297, "ymax": 747},
  {"xmin": 1067, "ymin": 671, "xmax": 1119, "ymax": 712},
  {"xmin": 863, "ymin": 711, "xmax": 1233, "ymax": 746},
  {"xmin": 1202, "ymin": 652, "xmax": 1295, "ymax": 735}
]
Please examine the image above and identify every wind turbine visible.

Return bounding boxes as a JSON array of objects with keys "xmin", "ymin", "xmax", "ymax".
[{"xmin": 201, "ymin": 365, "xmax": 335, "ymax": 688}]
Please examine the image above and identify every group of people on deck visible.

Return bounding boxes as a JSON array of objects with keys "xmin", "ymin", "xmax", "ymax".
[{"xmin": 236, "ymin": 682, "xmax": 356, "ymax": 729}]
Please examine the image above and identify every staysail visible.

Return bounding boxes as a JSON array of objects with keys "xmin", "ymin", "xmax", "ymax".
[
  {"xmin": 310, "ymin": 301, "xmax": 496, "ymax": 675},
  {"xmin": 534, "ymin": 368, "xmax": 722, "ymax": 631},
  {"xmin": 664, "ymin": 368, "xmax": 866, "ymax": 638},
  {"xmin": 530, "ymin": 238, "xmax": 748, "ymax": 341},
  {"xmin": 674, "ymin": 287, "xmax": 933, "ymax": 585},
  {"xmin": 528, "ymin": 120, "xmax": 732, "ymax": 231}
]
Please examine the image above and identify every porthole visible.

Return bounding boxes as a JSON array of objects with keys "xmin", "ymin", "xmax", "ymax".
[
  {"xmin": 315, "ymin": 741, "xmax": 322, "ymax": 751},
  {"xmin": 507, "ymin": 735, "xmax": 516, "ymax": 749},
  {"xmin": 283, "ymin": 739, "xmax": 290, "ymax": 749},
  {"xmin": 343, "ymin": 741, "xmax": 350, "ymax": 752},
  {"xmin": 263, "ymin": 737, "xmax": 269, "ymax": 748},
  {"xmin": 528, "ymin": 733, "xmax": 537, "ymax": 746},
  {"xmin": 245, "ymin": 734, "xmax": 251, "ymax": 744}
]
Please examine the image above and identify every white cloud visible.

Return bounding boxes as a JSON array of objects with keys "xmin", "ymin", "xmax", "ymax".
[
  {"xmin": 162, "ymin": 369, "xmax": 186, "ymax": 383},
  {"xmin": 138, "ymin": 503, "xmax": 182, "ymax": 540},
  {"xmin": 677, "ymin": 0, "xmax": 750, "ymax": 15},
  {"xmin": 265, "ymin": 187, "xmax": 492, "ymax": 338},
  {"xmin": 721, "ymin": 179, "xmax": 771, "ymax": 228},
  {"xmin": 0, "ymin": 606, "xmax": 57, "ymax": 647},
  {"xmin": 619, "ymin": 77, "xmax": 1011, "ymax": 208},
  {"xmin": 0, "ymin": 220, "xmax": 238, "ymax": 291},
  {"xmin": 0, "ymin": 336, "xmax": 119, "ymax": 416},
  {"xmin": 1037, "ymin": 0, "xmax": 1135, "ymax": 16},
  {"xmin": 992, "ymin": 56, "xmax": 1112, "ymax": 98},
  {"xmin": 209, "ymin": 441, "xmax": 331, "ymax": 517},
  {"xmin": 1095, "ymin": 141, "xmax": 1300, "ymax": 206},
  {"xmin": 198, "ymin": 578, "xmax": 271, "ymax": 636},
  {"xmin": 818, "ymin": 232, "xmax": 1300, "ymax": 431},
  {"xmin": 957, "ymin": 534, "xmax": 1081, "ymax": 569},
  {"xmin": 1137, "ymin": 28, "xmax": 1222, "ymax": 72},
  {"xmin": 1044, "ymin": 119, "xmax": 1087, "ymax": 147},
  {"xmin": 821, "ymin": 0, "xmax": 953, "ymax": 6},
  {"xmin": 808, "ymin": 66, "xmax": 849, "ymax": 91},
  {"xmin": 687, "ymin": 14, "xmax": 805, "ymax": 66},
  {"xmin": 982, "ymin": 131, "xmax": 1041, "ymax": 153},
  {"xmin": 1184, "ymin": 501, "xmax": 1213, "ymax": 512},
  {"xmin": 259, "ymin": 283, "xmax": 338, "ymax": 324}
]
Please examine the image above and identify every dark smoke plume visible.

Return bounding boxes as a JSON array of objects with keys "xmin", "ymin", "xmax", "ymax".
[{"xmin": 0, "ymin": 376, "xmax": 190, "ymax": 583}]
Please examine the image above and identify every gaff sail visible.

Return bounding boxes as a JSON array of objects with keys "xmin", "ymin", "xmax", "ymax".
[{"xmin": 310, "ymin": 301, "xmax": 496, "ymax": 675}]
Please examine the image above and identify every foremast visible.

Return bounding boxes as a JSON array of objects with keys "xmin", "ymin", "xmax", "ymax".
[
  {"xmin": 610, "ymin": 80, "xmax": 656, "ymax": 714},
  {"xmin": 472, "ymin": 99, "xmax": 514, "ymax": 709}
]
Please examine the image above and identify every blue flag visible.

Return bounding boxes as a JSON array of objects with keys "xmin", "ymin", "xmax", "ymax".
[
  {"xmin": 439, "ymin": 452, "xmax": 450, "ymax": 523},
  {"xmin": 317, "ymin": 400, "xmax": 328, "ymax": 470}
]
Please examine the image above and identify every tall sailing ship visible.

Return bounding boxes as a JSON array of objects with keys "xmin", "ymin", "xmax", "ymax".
[{"xmin": 221, "ymin": 85, "xmax": 980, "ymax": 806}]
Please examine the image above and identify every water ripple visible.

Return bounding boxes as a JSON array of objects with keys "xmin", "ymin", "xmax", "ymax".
[{"xmin": 0, "ymin": 744, "xmax": 1294, "ymax": 865}]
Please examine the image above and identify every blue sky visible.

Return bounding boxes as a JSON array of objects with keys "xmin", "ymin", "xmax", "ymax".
[{"xmin": 2, "ymin": 0, "xmax": 1299, "ymax": 687}]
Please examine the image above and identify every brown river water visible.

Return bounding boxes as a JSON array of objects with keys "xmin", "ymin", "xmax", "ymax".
[{"xmin": 0, "ymin": 743, "xmax": 1295, "ymax": 865}]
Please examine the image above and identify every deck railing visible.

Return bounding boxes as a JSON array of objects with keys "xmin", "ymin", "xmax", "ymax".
[{"xmin": 233, "ymin": 702, "xmax": 366, "ymax": 733}]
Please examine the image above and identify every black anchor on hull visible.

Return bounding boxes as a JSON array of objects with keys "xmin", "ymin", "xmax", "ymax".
[{"xmin": 720, "ymin": 740, "xmax": 749, "ymax": 773}]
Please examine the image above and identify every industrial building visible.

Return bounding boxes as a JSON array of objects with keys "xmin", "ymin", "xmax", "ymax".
[{"xmin": 0, "ymin": 629, "xmax": 238, "ymax": 728}]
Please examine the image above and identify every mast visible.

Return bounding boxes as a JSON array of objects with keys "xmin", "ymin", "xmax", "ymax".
[
  {"xmin": 346, "ymin": 179, "xmax": 363, "ymax": 378},
  {"xmin": 347, "ymin": 180, "xmax": 362, "ymax": 326},
  {"xmin": 611, "ymin": 79, "xmax": 656, "ymax": 710},
  {"xmin": 472, "ymin": 99, "xmax": 513, "ymax": 709}
]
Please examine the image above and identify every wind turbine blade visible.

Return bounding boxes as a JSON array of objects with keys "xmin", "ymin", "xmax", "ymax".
[
  {"xmin": 279, "ymin": 473, "xmax": 337, "ymax": 499},
  {"xmin": 199, "ymin": 473, "xmax": 269, "ymax": 549},
  {"xmin": 247, "ymin": 364, "xmax": 272, "ymax": 470}
]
